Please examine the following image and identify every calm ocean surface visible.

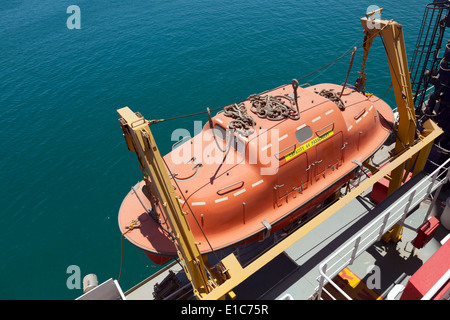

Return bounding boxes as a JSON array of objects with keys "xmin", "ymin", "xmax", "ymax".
[{"xmin": 0, "ymin": 0, "xmax": 430, "ymax": 299}]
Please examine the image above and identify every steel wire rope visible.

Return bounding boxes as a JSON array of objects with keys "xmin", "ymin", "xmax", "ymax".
[
  {"xmin": 149, "ymin": 24, "xmax": 389, "ymax": 127},
  {"xmin": 118, "ymin": 219, "xmax": 140, "ymax": 283},
  {"xmin": 151, "ymin": 103, "xmax": 237, "ymax": 124},
  {"xmin": 295, "ymin": 24, "xmax": 389, "ymax": 84}
]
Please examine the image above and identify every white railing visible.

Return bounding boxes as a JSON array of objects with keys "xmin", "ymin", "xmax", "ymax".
[
  {"xmin": 76, "ymin": 278, "xmax": 126, "ymax": 300},
  {"xmin": 316, "ymin": 156, "xmax": 450, "ymax": 300}
]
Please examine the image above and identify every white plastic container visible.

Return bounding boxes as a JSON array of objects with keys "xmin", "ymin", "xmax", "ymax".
[{"xmin": 83, "ymin": 274, "xmax": 98, "ymax": 293}]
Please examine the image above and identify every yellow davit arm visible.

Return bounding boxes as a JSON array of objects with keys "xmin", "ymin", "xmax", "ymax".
[
  {"xmin": 117, "ymin": 107, "xmax": 215, "ymax": 299},
  {"xmin": 359, "ymin": 12, "xmax": 442, "ymax": 242},
  {"xmin": 359, "ymin": 14, "xmax": 431, "ymax": 193}
]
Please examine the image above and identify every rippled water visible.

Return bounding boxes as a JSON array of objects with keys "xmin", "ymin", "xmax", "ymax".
[{"xmin": 0, "ymin": 0, "xmax": 429, "ymax": 299}]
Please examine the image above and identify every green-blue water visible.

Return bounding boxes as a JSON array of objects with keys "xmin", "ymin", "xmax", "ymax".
[{"xmin": 0, "ymin": 1, "xmax": 430, "ymax": 299}]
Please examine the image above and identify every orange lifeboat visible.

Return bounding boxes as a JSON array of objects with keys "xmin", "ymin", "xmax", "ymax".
[{"xmin": 118, "ymin": 82, "xmax": 394, "ymax": 264}]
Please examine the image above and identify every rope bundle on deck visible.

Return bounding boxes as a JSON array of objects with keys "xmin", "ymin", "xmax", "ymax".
[
  {"xmin": 249, "ymin": 94, "xmax": 299, "ymax": 121},
  {"xmin": 223, "ymin": 102, "xmax": 256, "ymax": 136},
  {"xmin": 315, "ymin": 89, "xmax": 345, "ymax": 110}
]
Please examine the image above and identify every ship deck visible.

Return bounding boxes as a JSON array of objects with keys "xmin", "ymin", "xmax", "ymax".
[{"xmin": 235, "ymin": 181, "xmax": 449, "ymax": 300}]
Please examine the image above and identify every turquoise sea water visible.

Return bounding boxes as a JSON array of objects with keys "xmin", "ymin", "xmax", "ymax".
[{"xmin": 0, "ymin": 1, "xmax": 431, "ymax": 299}]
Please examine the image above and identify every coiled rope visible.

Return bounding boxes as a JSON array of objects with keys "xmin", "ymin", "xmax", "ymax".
[
  {"xmin": 314, "ymin": 89, "xmax": 346, "ymax": 110},
  {"xmin": 223, "ymin": 102, "xmax": 256, "ymax": 136},
  {"xmin": 249, "ymin": 93, "xmax": 299, "ymax": 121},
  {"xmin": 221, "ymin": 89, "xmax": 300, "ymax": 136}
]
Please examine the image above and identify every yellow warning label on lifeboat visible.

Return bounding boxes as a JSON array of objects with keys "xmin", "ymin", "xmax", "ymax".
[{"xmin": 285, "ymin": 130, "xmax": 334, "ymax": 161}]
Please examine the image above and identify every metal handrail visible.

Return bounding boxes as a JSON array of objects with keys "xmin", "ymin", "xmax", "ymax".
[
  {"xmin": 275, "ymin": 143, "xmax": 296, "ymax": 160},
  {"xmin": 172, "ymin": 135, "xmax": 191, "ymax": 150},
  {"xmin": 216, "ymin": 181, "xmax": 244, "ymax": 195},
  {"xmin": 316, "ymin": 156, "xmax": 450, "ymax": 300}
]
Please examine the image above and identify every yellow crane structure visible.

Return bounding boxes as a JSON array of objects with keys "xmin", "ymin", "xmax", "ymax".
[
  {"xmin": 116, "ymin": 10, "xmax": 443, "ymax": 300},
  {"xmin": 358, "ymin": 10, "xmax": 422, "ymax": 189},
  {"xmin": 357, "ymin": 10, "xmax": 440, "ymax": 242},
  {"xmin": 117, "ymin": 107, "xmax": 226, "ymax": 299}
]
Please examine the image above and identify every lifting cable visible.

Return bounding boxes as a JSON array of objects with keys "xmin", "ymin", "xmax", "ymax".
[
  {"xmin": 148, "ymin": 24, "xmax": 389, "ymax": 127},
  {"xmin": 118, "ymin": 219, "xmax": 140, "ymax": 283}
]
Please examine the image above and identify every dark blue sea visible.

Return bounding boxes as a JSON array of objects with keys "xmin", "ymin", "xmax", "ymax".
[{"xmin": 0, "ymin": 0, "xmax": 431, "ymax": 299}]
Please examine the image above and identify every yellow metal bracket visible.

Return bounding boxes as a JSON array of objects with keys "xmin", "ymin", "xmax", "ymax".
[{"xmin": 118, "ymin": 107, "xmax": 218, "ymax": 299}]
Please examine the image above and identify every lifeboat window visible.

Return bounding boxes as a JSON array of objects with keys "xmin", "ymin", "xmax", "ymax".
[
  {"xmin": 230, "ymin": 135, "xmax": 245, "ymax": 153},
  {"xmin": 214, "ymin": 124, "xmax": 227, "ymax": 140},
  {"xmin": 295, "ymin": 126, "xmax": 313, "ymax": 143}
]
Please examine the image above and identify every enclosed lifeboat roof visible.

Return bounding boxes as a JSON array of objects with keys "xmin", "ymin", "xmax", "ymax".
[{"xmin": 118, "ymin": 82, "xmax": 394, "ymax": 259}]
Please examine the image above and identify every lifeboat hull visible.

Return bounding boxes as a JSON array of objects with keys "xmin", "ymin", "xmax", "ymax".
[{"xmin": 118, "ymin": 83, "xmax": 394, "ymax": 264}]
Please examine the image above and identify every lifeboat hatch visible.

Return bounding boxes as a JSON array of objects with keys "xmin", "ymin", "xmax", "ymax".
[
  {"xmin": 315, "ymin": 131, "xmax": 344, "ymax": 180},
  {"xmin": 275, "ymin": 152, "xmax": 309, "ymax": 206}
]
